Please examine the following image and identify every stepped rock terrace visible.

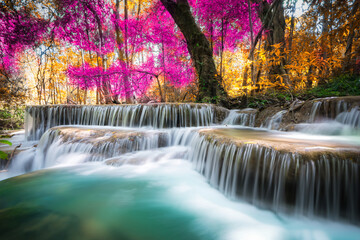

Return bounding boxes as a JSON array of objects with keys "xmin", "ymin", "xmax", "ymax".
[
  {"xmin": 1, "ymin": 98, "xmax": 360, "ymax": 239},
  {"xmin": 24, "ymin": 103, "xmax": 229, "ymax": 140},
  {"xmin": 191, "ymin": 127, "xmax": 360, "ymax": 224}
]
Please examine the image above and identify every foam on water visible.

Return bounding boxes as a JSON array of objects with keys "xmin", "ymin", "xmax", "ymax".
[
  {"xmin": 2, "ymin": 159, "xmax": 359, "ymax": 240},
  {"xmin": 2, "ymin": 103, "xmax": 360, "ymax": 239}
]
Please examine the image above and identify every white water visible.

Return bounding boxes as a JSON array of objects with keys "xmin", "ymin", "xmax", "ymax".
[
  {"xmin": 309, "ymin": 101, "xmax": 323, "ymax": 123},
  {"xmin": 262, "ymin": 110, "xmax": 287, "ymax": 130},
  {"xmin": 261, "ymin": 98, "xmax": 359, "ymax": 133},
  {"xmin": 336, "ymin": 107, "xmax": 360, "ymax": 128},
  {"xmin": 3, "ymin": 155, "xmax": 360, "ymax": 240},
  {"xmin": 59, "ymin": 159, "xmax": 360, "ymax": 240},
  {"xmin": 222, "ymin": 109, "xmax": 256, "ymax": 127},
  {"xmin": 293, "ymin": 121, "xmax": 360, "ymax": 136},
  {"xmin": 25, "ymin": 104, "xmax": 218, "ymax": 140},
  {"xmin": 293, "ymin": 106, "xmax": 360, "ymax": 136},
  {"xmin": 2, "ymin": 125, "xmax": 360, "ymax": 224},
  {"xmin": 1, "ymin": 103, "xmax": 360, "ymax": 239}
]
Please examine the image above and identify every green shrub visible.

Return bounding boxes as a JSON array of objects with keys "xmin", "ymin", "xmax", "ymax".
[
  {"xmin": 0, "ymin": 106, "xmax": 25, "ymax": 130},
  {"xmin": 247, "ymin": 98, "xmax": 269, "ymax": 108},
  {"xmin": 308, "ymin": 74, "xmax": 360, "ymax": 97},
  {"xmin": 0, "ymin": 139, "xmax": 12, "ymax": 160}
]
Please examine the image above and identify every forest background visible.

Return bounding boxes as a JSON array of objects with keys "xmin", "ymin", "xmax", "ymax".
[{"xmin": 0, "ymin": 0, "xmax": 359, "ymax": 129}]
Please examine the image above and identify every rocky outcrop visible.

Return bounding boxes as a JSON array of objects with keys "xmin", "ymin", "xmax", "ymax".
[
  {"xmin": 255, "ymin": 96, "xmax": 360, "ymax": 130},
  {"xmin": 24, "ymin": 97, "xmax": 360, "ymax": 139},
  {"xmin": 191, "ymin": 128, "xmax": 360, "ymax": 224},
  {"xmin": 29, "ymin": 126, "xmax": 171, "ymax": 170},
  {"xmin": 223, "ymin": 108, "xmax": 257, "ymax": 126},
  {"xmin": 282, "ymin": 96, "xmax": 360, "ymax": 126},
  {"xmin": 8, "ymin": 99, "xmax": 360, "ymax": 224},
  {"xmin": 25, "ymin": 104, "xmax": 230, "ymax": 140}
]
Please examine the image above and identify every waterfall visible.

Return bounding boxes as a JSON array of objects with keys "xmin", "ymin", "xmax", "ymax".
[
  {"xmin": 308, "ymin": 98, "xmax": 357, "ymax": 123},
  {"xmin": 296, "ymin": 155, "xmax": 359, "ymax": 221},
  {"xmin": 335, "ymin": 107, "xmax": 360, "ymax": 128},
  {"xmin": 4, "ymin": 100, "xmax": 360, "ymax": 226},
  {"xmin": 309, "ymin": 101, "xmax": 322, "ymax": 122},
  {"xmin": 182, "ymin": 130, "xmax": 360, "ymax": 223},
  {"xmin": 25, "ymin": 104, "xmax": 221, "ymax": 140},
  {"xmin": 289, "ymin": 98, "xmax": 360, "ymax": 135},
  {"xmin": 222, "ymin": 109, "xmax": 256, "ymax": 127},
  {"xmin": 5, "ymin": 124, "xmax": 360, "ymax": 224},
  {"xmin": 262, "ymin": 110, "xmax": 287, "ymax": 130},
  {"xmin": 6, "ymin": 126, "xmax": 171, "ymax": 175},
  {"xmin": 292, "ymin": 122, "xmax": 357, "ymax": 136}
]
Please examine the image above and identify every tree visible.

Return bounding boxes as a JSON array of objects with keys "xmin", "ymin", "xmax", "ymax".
[
  {"xmin": 0, "ymin": 2, "xmax": 47, "ymax": 104},
  {"xmin": 160, "ymin": 0, "xmax": 224, "ymax": 103},
  {"xmin": 344, "ymin": 0, "xmax": 359, "ymax": 72},
  {"xmin": 250, "ymin": 0, "xmax": 289, "ymax": 87}
]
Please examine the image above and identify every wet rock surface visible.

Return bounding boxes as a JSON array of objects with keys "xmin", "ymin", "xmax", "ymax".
[
  {"xmin": 254, "ymin": 96, "xmax": 360, "ymax": 130},
  {"xmin": 25, "ymin": 103, "xmax": 228, "ymax": 140},
  {"xmin": 194, "ymin": 127, "xmax": 360, "ymax": 224},
  {"xmin": 24, "ymin": 97, "xmax": 360, "ymax": 136},
  {"xmin": 11, "ymin": 98, "xmax": 360, "ymax": 225},
  {"xmin": 199, "ymin": 127, "xmax": 360, "ymax": 153}
]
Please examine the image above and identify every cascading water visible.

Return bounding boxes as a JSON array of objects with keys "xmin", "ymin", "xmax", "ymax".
[
  {"xmin": 307, "ymin": 97, "xmax": 359, "ymax": 123},
  {"xmin": 175, "ymin": 128, "xmax": 360, "ymax": 223},
  {"xmin": 1, "ymin": 102, "xmax": 360, "ymax": 239},
  {"xmin": 222, "ymin": 109, "xmax": 256, "ymax": 127},
  {"xmin": 292, "ymin": 98, "xmax": 360, "ymax": 135},
  {"xmin": 292, "ymin": 122, "xmax": 358, "ymax": 136},
  {"xmin": 309, "ymin": 101, "xmax": 323, "ymax": 123},
  {"xmin": 335, "ymin": 107, "xmax": 360, "ymax": 128},
  {"xmin": 25, "ymin": 104, "xmax": 223, "ymax": 140},
  {"xmin": 296, "ymin": 155, "xmax": 359, "ymax": 221},
  {"xmin": 3, "ymin": 126, "xmax": 172, "ymax": 179},
  {"xmin": 261, "ymin": 110, "xmax": 287, "ymax": 130},
  {"xmin": 7, "ymin": 123, "xmax": 360, "ymax": 224}
]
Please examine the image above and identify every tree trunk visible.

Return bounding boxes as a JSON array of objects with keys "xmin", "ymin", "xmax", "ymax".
[
  {"xmin": 271, "ymin": 1, "xmax": 286, "ymax": 48},
  {"xmin": 156, "ymin": 76, "xmax": 164, "ymax": 102},
  {"xmin": 287, "ymin": 0, "xmax": 297, "ymax": 64},
  {"xmin": 209, "ymin": 19, "xmax": 214, "ymax": 53},
  {"xmin": 344, "ymin": 0, "xmax": 359, "ymax": 72},
  {"xmin": 248, "ymin": 0, "xmax": 255, "ymax": 88},
  {"xmin": 115, "ymin": 0, "xmax": 125, "ymax": 61},
  {"xmin": 101, "ymin": 58, "xmax": 113, "ymax": 104},
  {"xmin": 320, "ymin": 0, "xmax": 331, "ymax": 61},
  {"xmin": 123, "ymin": 0, "xmax": 133, "ymax": 103},
  {"xmin": 162, "ymin": 42, "xmax": 166, "ymax": 102},
  {"xmin": 252, "ymin": 0, "xmax": 285, "ymax": 47},
  {"xmin": 113, "ymin": 0, "xmax": 124, "ymax": 104},
  {"xmin": 84, "ymin": 2, "xmax": 112, "ymax": 104},
  {"xmin": 252, "ymin": 0, "xmax": 289, "ymax": 87},
  {"xmin": 160, "ymin": 0, "xmax": 225, "ymax": 103},
  {"xmin": 219, "ymin": 18, "xmax": 225, "ymax": 78}
]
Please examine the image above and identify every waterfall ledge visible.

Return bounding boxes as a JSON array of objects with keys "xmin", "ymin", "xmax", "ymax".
[
  {"xmin": 191, "ymin": 127, "xmax": 360, "ymax": 224},
  {"xmin": 25, "ymin": 103, "xmax": 230, "ymax": 140}
]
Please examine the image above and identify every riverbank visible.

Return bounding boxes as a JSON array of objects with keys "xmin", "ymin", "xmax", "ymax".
[{"xmin": 0, "ymin": 106, "xmax": 25, "ymax": 131}]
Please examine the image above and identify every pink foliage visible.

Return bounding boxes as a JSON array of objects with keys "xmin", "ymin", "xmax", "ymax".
[
  {"xmin": 67, "ymin": 63, "xmax": 102, "ymax": 89},
  {"xmin": 55, "ymin": 0, "xmax": 115, "ymax": 55},
  {"xmin": 190, "ymin": 0, "xmax": 261, "ymax": 52},
  {"xmin": 0, "ymin": 9, "xmax": 47, "ymax": 73},
  {"xmin": 1, "ymin": 0, "xmax": 261, "ymax": 98}
]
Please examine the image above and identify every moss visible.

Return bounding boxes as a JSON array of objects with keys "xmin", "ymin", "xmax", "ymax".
[
  {"xmin": 305, "ymin": 74, "xmax": 360, "ymax": 98},
  {"xmin": 0, "ymin": 106, "xmax": 25, "ymax": 130}
]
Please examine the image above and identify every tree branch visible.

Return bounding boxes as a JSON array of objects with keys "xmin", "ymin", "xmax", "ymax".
[{"xmin": 248, "ymin": 0, "xmax": 282, "ymax": 59}]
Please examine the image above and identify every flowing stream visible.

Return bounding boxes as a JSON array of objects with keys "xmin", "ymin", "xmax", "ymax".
[{"xmin": 1, "ymin": 103, "xmax": 360, "ymax": 240}]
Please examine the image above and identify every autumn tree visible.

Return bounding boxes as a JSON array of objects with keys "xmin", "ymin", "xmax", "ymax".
[
  {"xmin": 0, "ymin": 1, "xmax": 49, "ymax": 104},
  {"xmin": 249, "ymin": 0, "xmax": 289, "ymax": 88},
  {"xmin": 160, "ymin": 0, "xmax": 225, "ymax": 103},
  {"xmin": 2, "ymin": 0, "xmax": 359, "ymax": 105}
]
